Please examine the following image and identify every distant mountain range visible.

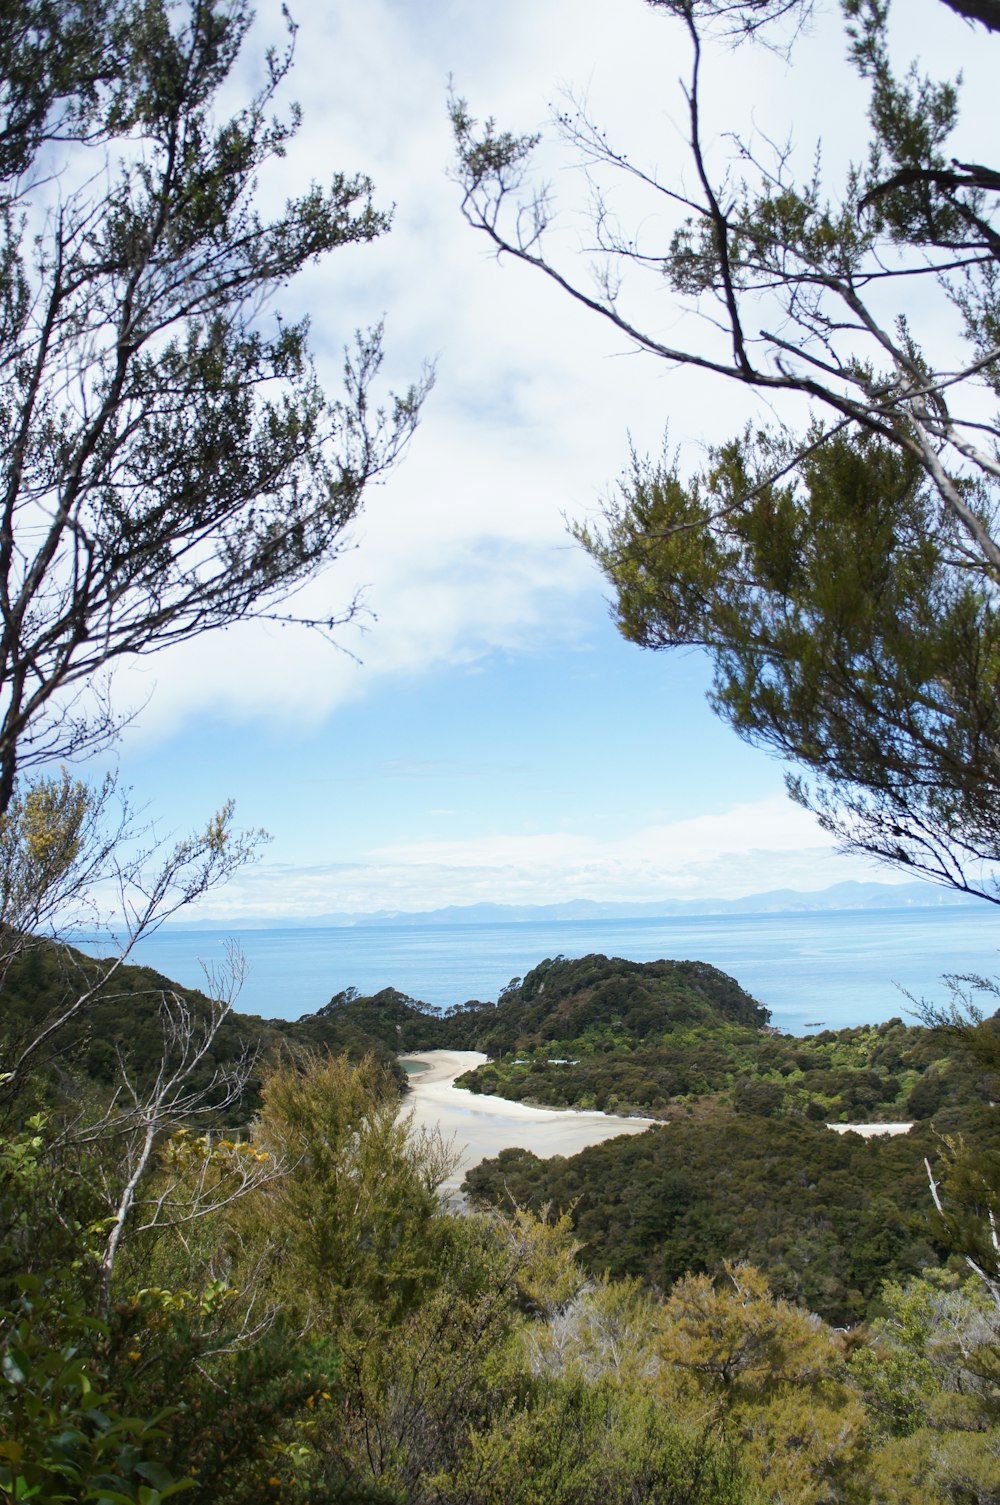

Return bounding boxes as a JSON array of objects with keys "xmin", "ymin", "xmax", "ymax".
[{"xmin": 168, "ymin": 879, "xmax": 979, "ymax": 931}]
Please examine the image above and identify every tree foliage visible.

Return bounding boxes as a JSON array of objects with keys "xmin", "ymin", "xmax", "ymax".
[
  {"xmin": 464, "ymin": 1110, "xmax": 949, "ymax": 1326},
  {"xmin": 242, "ymin": 1052, "xmax": 458, "ymax": 1335},
  {"xmin": 578, "ymin": 429, "xmax": 1000, "ymax": 898},
  {"xmin": 452, "ymin": 0, "xmax": 1000, "ymax": 899},
  {"xmin": 0, "ymin": 0, "xmax": 432, "ymax": 1364},
  {"xmin": 0, "ymin": 0, "xmax": 125, "ymax": 178},
  {"xmin": 0, "ymin": 0, "xmax": 429, "ymax": 810},
  {"xmin": 448, "ymin": 954, "xmax": 996, "ymax": 1132}
]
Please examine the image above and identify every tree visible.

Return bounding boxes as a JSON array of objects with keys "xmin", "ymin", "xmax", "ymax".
[
  {"xmin": 91, "ymin": 988, "xmax": 272, "ymax": 1313},
  {"xmin": 452, "ymin": 0, "xmax": 1000, "ymax": 900},
  {"xmin": 242, "ymin": 1052, "xmax": 458, "ymax": 1335},
  {"xmin": 0, "ymin": 781, "xmax": 273, "ymax": 1325},
  {"xmin": 0, "ymin": 0, "xmax": 129, "ymax": 180},
  {"xmin": 887, "ymin": 975, "xmax": 1000, "ymax": 1317},
  {"xmin": 657, "ymin": 1262, "xmax": 835, "ymax": 1394},
  {"xmin": 0, "ymin": 0, "xmax": 427, "ymax": 1156},
  {"xmin": 849, "ymin": 1271, "xmax": 1000, "ymax": 1504},
  {"xmin": 655, "ymin": 1263, "xmax": 867, "ymax": 1504},
  {"xmin": 0, "ymin": 0, "xmax": 429, "ymax": 813},
  {"xmin": 654, "ymin": 0, "xmax": 1000, "ymax": 35},
  {"xmin": 578, "ymin": 429, "xmax": 1000, "ymax": 901},
  {"xmin": 0, "ymin": 15, "xmax": 438, "ymax": 1482}
]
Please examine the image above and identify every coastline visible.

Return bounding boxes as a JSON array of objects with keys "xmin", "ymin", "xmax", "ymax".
[
  {"xmin": 401, "ymin": 1052, "xmax": 917, "ymax": 1194},
  {"xmin": 400, "ymin": 1049, "xmax": 658, "ymax": 1190},
  {"xmin": 98, "ymin": 906, "xmax": 1000, "ymax": 1027}
]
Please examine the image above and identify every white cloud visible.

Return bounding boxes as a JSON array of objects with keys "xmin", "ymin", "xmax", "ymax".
[
  {"xmin": 95, "ymin": 0, "xmax": 996, "ymax": 755},
  {"xmin": 105, "ymin": 0, "xmax": 801, "ymax": 747},
  {"xmin": 185, "ymin": 794, "xmax": 895, "ymax": 918}
]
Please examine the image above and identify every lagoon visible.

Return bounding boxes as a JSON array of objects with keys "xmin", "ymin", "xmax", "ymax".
[{"xmin": 85, "ymin": 904, "xmax": 1000, "ymax": 1034}]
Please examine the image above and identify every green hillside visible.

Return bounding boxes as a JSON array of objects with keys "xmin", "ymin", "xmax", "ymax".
[
  {"xmin": 0, "ymin": 946, "xmax": 451, "ymax": 1118},
  {"xmin": 9, "ymin": 944, "xmax": 994, "ymax": 1145},
  {"xmin": 447, "ymin": 953, "xmax": 994, "ymax": 1129}
]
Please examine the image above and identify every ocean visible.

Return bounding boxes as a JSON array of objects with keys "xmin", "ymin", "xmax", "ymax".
[{"xmin": 79, "ymin": 905, "xmax": 1000, "ymax": 1035}]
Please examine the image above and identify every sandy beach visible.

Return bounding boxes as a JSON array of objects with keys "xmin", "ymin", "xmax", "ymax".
[{"xmin": 401, "ymin": 1050, "xmax": 659, "ymax": 1190}]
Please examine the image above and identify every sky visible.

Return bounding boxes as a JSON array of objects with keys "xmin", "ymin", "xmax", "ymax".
[{"xmin": 90, "ymin": 0, "xmax": 991, "ymax": 920}]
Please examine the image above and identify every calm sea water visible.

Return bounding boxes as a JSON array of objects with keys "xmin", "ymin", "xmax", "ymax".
[{"xmin": 79, "ymin": 907, "xmax": 1000, "ymax": 1035}]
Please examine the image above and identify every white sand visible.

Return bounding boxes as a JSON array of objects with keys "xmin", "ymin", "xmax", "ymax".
[
  {"xmin": 401, "ymin": 1050, "xmax": 659, "ymax": 1190},
  {"xmin": 401, "ymin": 1051, "xmax": 914, "ymax": 1196}
]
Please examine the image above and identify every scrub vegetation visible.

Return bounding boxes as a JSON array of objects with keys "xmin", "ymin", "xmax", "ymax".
[{"xmin": 3, "ymin": 941, "xmax": 999, "ymax": 1502}]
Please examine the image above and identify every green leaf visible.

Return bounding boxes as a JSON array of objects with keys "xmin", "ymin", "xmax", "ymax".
[{"xmin": 134, "ymin": 1462, "xmax": 176, "ymax": 1492}]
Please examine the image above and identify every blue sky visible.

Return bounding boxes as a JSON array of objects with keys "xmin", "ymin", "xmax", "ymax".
[{"xmin": 94, "ymin": 0, "xmax": 986, "ymax": 920}]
